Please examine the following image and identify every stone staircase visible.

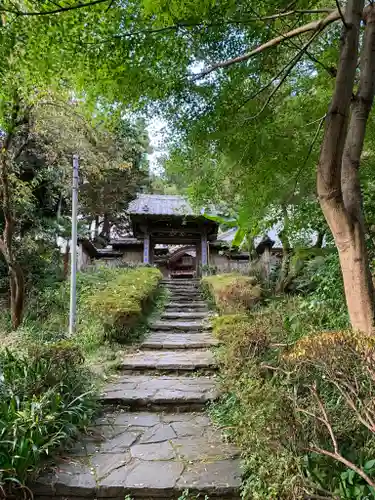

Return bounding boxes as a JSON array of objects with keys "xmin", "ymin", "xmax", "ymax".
[{"xmin": 34, "ymin": 279, "xmax": 241, "ymax": 499}]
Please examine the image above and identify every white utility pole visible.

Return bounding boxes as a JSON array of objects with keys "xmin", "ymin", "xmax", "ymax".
[{"xmin": 69, "ymin": 154, "xmax": 79, "ymax": 335}]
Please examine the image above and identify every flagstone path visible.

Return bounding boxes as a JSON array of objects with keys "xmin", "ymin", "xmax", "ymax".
[{"xmin": 33, "ymin": 279, "xmax": 241, "ymax": 499}]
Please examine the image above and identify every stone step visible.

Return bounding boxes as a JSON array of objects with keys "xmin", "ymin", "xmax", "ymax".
[
  {"xmin": 142, "ymin": 332, "xmax": 218, "ymax": 349},
  {"xmin": 168, "ymin": 296, "xmax": 203, "ymax": 303},
  {"xmin": 164, "ymin": 281, "xmax": 199, "ymax": 286},
  {"xmin": 119, "ymin": 349, "xmax": 216, "ymax": 371},
  {"xmin": 164, "ymin": 286, "xmax": 201, "ymax": 291},
  {"xmin": 150, "ymin": 320, "xmax": 211, "ymax": 331},
  {"xmin": 33, "ymin": 412, "xmax": 241, "ymax": 499},
  {"xmin": 166, "ymin": 301, "xmax": 208, "ymax": 309},
  {"xmin": 100, "ymin": 374, "xmax": 219, "ymax": 409},
  {"xmin": 170, "ymin": 292, "xmax": 202, "ymax": 298},
  {"xmin": 162, "ymin": 279, "xmax": 200, "ymax": 284},
  {"xmin": 167, "ymin": 290, "xmax": 201, "ymax": 296},
  {"xmin": 167, "ymin": 287, "xmax": 200, "ymax": 291},
  {"xmin": 165, "ymin": 285, "xmax": 199, "ymax": 291},
  {"xmin": 161, "ymin": 311, "xmax": 208, "ymax": 320}
]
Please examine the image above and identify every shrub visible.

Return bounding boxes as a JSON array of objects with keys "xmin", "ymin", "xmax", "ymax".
[
  {"xmin": 283, "ymin": 330, "xmax": 375, "ymax": 493},
  {"xmin": 202, "ymin": 273, "xmax": 262, "ymax": 313},
  {"xmin": 293, "ymin": 253, "xmax": 349, "ymax": 330},
  {"xmin": 212, "ymin": 313, "xmax": 303, "ymax": 499},
  {"xmin": 84, "ymin": 266, "xmax": 162, "ymax": 341},
  {"xmin": 211, "ymin": 296, "xmax": 375, "ymax": 498},
  {"xmin": 21, "ymin": 266, "xmax": 162, "ymax": 350},
  {"xmin": 213, "ymin": 314, "xmax": 270, "ymax": 376},
  {"xmin": 0, "ymin": 342, "xmax": 97, "ymax": 494}
]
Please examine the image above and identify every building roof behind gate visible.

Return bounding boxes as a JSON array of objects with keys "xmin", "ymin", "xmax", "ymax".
[{"xmin": 128, "ymin": 194, "xmax": 196, "ymax": 216}]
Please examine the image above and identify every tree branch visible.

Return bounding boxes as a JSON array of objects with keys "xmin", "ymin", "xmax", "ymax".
[
  {"xmin": 195, "ymin": 10, "xmax": 340, "ymax": 79},
  {"xmin": 308, "ymin": 446, "xmax": 375, "ymax": 488},
  {"xmin": 298, "ymin": 383, "xmax": 375, "ymax": 491},
  {"xmin": 81, "ymin": 10, "xmax": 335, "ymax": 45},
  {"xmin": 289, "ymin": 114, "xmax": 326, "ymax": 200},
  {"xmin": 244, "ymin": 29, "xmax": 322, "ymax": 121},
  {"xmin": 312, "ymin": 384, "xmax": 339, "ymax": 454},
  {"xmin": 330, "ymin": 379, "xmax": 375, "ymax": 432},
  {"xmin": 241, "ymin": 8, "xmax": 335, "ymax": 22},
  {"xmin": 1, "ymin": 0, "xmax": 111, "ymax": 16},
  {"xmin": 248, "ymin": 5, "xmax": 337, "ymax": 77}
]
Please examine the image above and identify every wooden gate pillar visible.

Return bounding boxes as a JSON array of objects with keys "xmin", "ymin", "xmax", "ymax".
[
  {"xmin": 196, "ymin": 242, "xmax": 201, "ymax": 276},
  {"xmin": 143, "ymin": 231, "xmax": 150, "ymax": 264},
  {"xmin": 201, "ymin": 230, "xmax": 208, "ymax": 272}
]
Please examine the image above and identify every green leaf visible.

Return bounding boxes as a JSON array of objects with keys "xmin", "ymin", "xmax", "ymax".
[
  {"xmin": 203, "ymin": 213, "xmax": 237, "ymax": 227},
  {"xmin": 364, "ymin": 460, "xmax": 375, "ymax": 471},
  {"xmin": 232, "ymin": 228, "xmax": 246, "ymax": 248}
]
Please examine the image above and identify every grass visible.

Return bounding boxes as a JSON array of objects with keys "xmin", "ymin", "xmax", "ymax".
[
  {"xmin": 0, "ymin": 343, "xmax": 98, "ymax": 496},
  {"xmin": 177, "ymin": 490, "xmax": 210, "ymax": 499}
]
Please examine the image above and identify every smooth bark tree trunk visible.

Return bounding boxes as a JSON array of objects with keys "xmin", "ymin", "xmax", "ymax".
[
  {"xmin": 276, "ymin": 207, "xmax": 292, "ymax": 293},
  {"xmin": 0, "ymin": 153, "xmax": 25, "ymax": 329},
  {"xmin": 63, "ymin": 239, "xmax": 70, "ymax": 279},
  {"xmin": 276, "ymin": 230, "xmax": 292, "ymax": 293},
  {"xmin": 317, "ymin": 0, "xmax": 375, "ymax": 333},
  {"xmin": 102, "ymin": 213, "xmax": 110, "ymax": 240},
  {"xmin": 94, "ymin": 215, "xmax": 99, "ymax": 239},
  {"xmin": 9, "ymin": 263, "xmax": 25, "ymax": 329},
  {"xmin": 0, "ymin": 96, "xmax": 29, "ymax": 329},
  {"xmin": 340, "ymin": 4, "xmax": 375, "ymax": 332},
  {"xmin": 314, "ymin": 230, "xmax": 325, "ymax": 249}
]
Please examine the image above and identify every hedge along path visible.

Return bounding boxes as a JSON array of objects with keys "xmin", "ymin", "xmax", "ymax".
[{"xmin": 33, "ymin": 278, "xmax": 241, "ymax": 499}]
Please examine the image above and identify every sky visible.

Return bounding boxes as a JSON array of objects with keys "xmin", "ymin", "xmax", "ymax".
[{"xmin": 146, "ymin": 117, "xmax": 169, "ymax": 174}]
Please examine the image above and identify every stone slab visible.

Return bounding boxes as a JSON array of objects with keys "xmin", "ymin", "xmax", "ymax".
[
  {"xmin": 168, "ymin": 292, "xmax": 202, "ymax": 298},
  {"xmin": 169, "ymin": 298, "xmax": 203, "ymax": 304},
  {"xmin": 165, "ymin": 289, "xmax": 200, "ymax": 296},
  {"xmin": 165, "ymin": 301, "xmax": 207, "ymax": 309},
  {"xmin": 33, "ymin": 412, "xmax": 240, "ymax": 499},
  {"xmin": 164, "ymin": 283, "xmax": 199, "ymax": 290},
  {"xmin": 162, "ymin": 280, "xmax": 200, "ymax": 284},
  {"xmin": 98, "ymin": 460, "xmax": 184, "ymax": 497},
  {"xmin": 119, "ymin": 350, "xmax": 216, "ymax": 371},
  {"xmin": 91, "ymin": 452, "xmax": 131, "ymax": 480},
  {"xmin": 177, "ymin": 459, "xmax": 242, "ymax": 494},
  {"xmin": 161, "ymin": 311, "xmax": 208, "ymax": 320},
  {"xmin": 32, "ymin": 462, "xmax": 96, "ymax": 497},
  {"xmin": 100, "ymin": 375, "xmax": 219, "ymax": 407},
  {"xmin": 142, "ymin": 332, "xmax": 218, "ymax": 349},
  {"xmin": 149, "ymin": 320, "xmax": 211, "ymax": 332}
]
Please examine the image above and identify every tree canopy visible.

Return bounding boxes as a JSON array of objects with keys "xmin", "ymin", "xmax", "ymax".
[{"xmin": 2, "ymin": 0, "xmax": 375, "ymax": 331}]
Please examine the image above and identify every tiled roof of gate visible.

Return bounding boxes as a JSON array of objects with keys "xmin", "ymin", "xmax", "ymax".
[{"xmin": 128, "ymin": 194, "xmax": 197, "ymax": 216}]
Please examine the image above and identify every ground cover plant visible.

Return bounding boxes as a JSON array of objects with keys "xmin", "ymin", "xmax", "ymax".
[{"xmin": 0, "ymin": 342, "xmax": 97, "ymax": 497}]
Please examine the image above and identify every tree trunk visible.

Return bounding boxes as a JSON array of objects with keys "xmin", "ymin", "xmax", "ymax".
[
  {"xmin": 276, "ymin": 231, "xmax": 292, "ymax": 293},
  {"xmin": 317, "ymin": 0, "xmax": 375, "ymax": 334},
  {"xmin": 102, "ymin": 213, "xmax": 110, "ymax": 241},
  {"xmin": 9, "ymin": 263, "xmax": 25, "ymax": 329},
  {"xmin": 63, "ymin": 239, "xmax": 70, "ymax": 279},
  {"xmin": 0, "ymin": 96, "xmax": 28, "ymax": 329},
  {"xmin": 314, "ymin": 230, "xmax": 325, "ymax": 248},
  {"xmin": 276, "ymin": 207, "xmax": 292, "ymax": 293},
  {"xmin": 0, "ymin": 153, "xmax": 25, "ymax": 329},
  {"xmin": 340, "ymin": 4, "xmax": 375, "ymax": 332},
  {"xmin": 94, "ymin": 215, "xmax": 99, "ymax": 238}
]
